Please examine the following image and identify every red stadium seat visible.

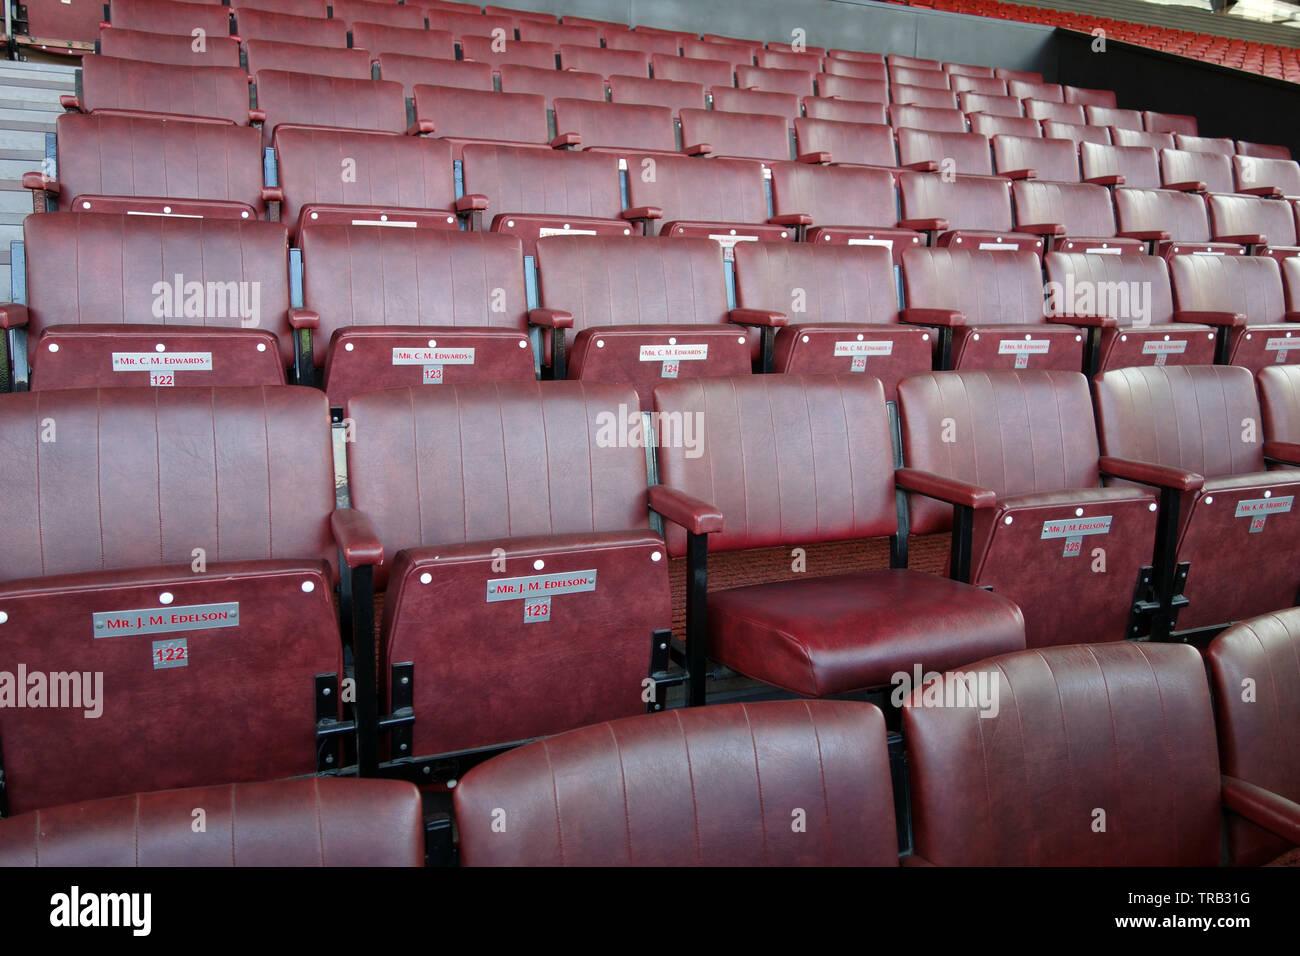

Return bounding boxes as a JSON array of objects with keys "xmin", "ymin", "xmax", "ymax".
[
  {"xmin": 897, "ymin": 128, "xmax": 993, "ymax": 176},
  {"xmin": 499, "ymin": 64, "xmax": 606, "ymax": 109},
  {"xmin": 1114, "ymin": 187, "xmax": 1250, "ymax": 257},
  {"xmin": 108, "ymin": 0, "xmax": 232, "ymax": 38},
  {"xmin": 246, "ymin": 40, "xmax": 372, "ymax": 80},
  {"xmin": 352, "ymin": 22, "xmax": 457, "ymax": 60},
  {"xmin": 1207, "ymin": 193, "xmax": 1300, "ymax": 261},
  {"xmin": 98, "ymin": 27, "xmax": 241, "ymax": 67},
  {"xmin": 1012, "ymin": 180, "xmax": 1146, "ymax": 253},
  {"xmin": 679, "ymin": 108, "xmax": 791, "ymax": 162},
  {"xmin": 897, "ymin": 172, "xmax": 1044, "ymax": 254},
  {"xmin": 378, "ymin": 55, "xmax": 495, "ymax": 98},
  {"xmin": 233, "ymin": 8, "xmax": 348, "ymax": 46},
  {"xmin": 1143, "ymin": 110, "xmax": 1198, "ymax": 136},
  {"xmin": 794, "ymin": 117, "xmax": 896, "ymax": 167},
  {"xmin": 992, "ymin": 134, "xmax": 1079, "ymax": 181},
  {"xmin": 1079, "ymin": 141, "xmax": 1160, "ymax": 189},
  {"xmin": 70, "ymin": 57, "xmax": 252, "ymax": 126},
  {"xmin": 1160, "ymin": 147, "xmax": 1235, "ymax": 194},
  {"xmin": 459, "ymin": 35, "xmax": 558, "ymax": 72},
  {"xmin": 770, "ymin": 162, "xmax": 924, "ymax": 262},
  {"xmin": 1170, "ymin": 254, "xmax": 1300, "ymax": 371},
  {"xmin": 255, "ymin": 71, "xmax": 407, "ymax": 146}
]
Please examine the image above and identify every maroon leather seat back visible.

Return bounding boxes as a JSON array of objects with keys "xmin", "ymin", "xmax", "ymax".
[
  {"xmin": 519, "ymin": 20, "xmax": 600, "ymax": 47},
  {"xmin": 649, "ymin": 54, "xmax": 733, "ymax": 90},
  {"xmin": 888, "ymin": 104, "xmax": 967, "ymax": 133},
  {"xmin": 1043, "ymin": 120, "xmax": 1112, "ymax": 148},
  {"xmin": 626, "ymin": 154, "xmax": 770, "ymax": 230},
  {"xmin": 1079, "ymin": 142, "xmax": 1160, "ymax": 189},
  {"xmin": 1114, "ymin": 187, "xmax": 1212, "ymax": 242},
  {"xmin": 905, "ymin": 642, "xmax": 1221, "ymax": 865},
  {"xmin": 559, "ymin": 44, "xmax": 650, "ymax": 79},
  {"xmin": 461, "ymin": 143, "xmax": 625, "ymax": 222},
  {"xmin": 993, "ymin": 135, "xmax": 1079, "ymax": 182},
  {"xmin": 1086, "ymin": 105, "xmax": 1142, "ymax": 131},
  {"xmin": 801, "ymin": 97, "xmax": 887, "ymax": 125},
  {"xmin": 79, "ymin": 57, "xmax": 250, "ymax": 126},
  {"xmin": 707, "ymin": 88, "xmax": 799, "ymax": 122},
  {"xmin": 1066, "ymin": 85, "xmax": 1117, "ymax": 107},
  {"xmin": 823, "ymin": 59, "xmax": 887, "ymax": 81},
  {"xmin": 426, "ymin": 9, "xmax": 513, "ymax": 39},
  {"xmin": 536, "ymin": 235, "xmax": 728, "ymax": 337},
  {"xmin": 793, "ymin": 118, "xmax": 896, "ymax": 167},
  {"xmin": 1233, "ymin": 156, "xmax": 1300, "ymax": 197},
  {"xmin": 771, "ymin": 162, "xmax": 898, "ymax": 227},
  {"xmin": 819, "ymin": 74, "xmax": 888, "ymax": 102},
  {"xmin": 679, "ymin": 108, "xmax": 790, "ymax": 161},
  {"xmin": 274, "ymin": 128, "xmax": 457, "ymax": 236},
  {"xmin": 98, "ymin": 28, "xmax": 242, "ymax": 68},
  {"xmin": 1171, "ymin": 254, "xmax": 1287, "ymax": 326},
  {"xmin": 233, "ymin": 7, "xmax": 348, "ymax": 46},
  {"xmin": 0, "ymin": 778, "xmax": 423, "ymax": 867},
  {"xmin": 553, "ymin": 98, "xmax": 676, "ymax": 152},
  {"xmin": 759, "ymin": 49, "xmax": 823, "ymax": 72},
  {"xmin": 892, "ymin": 84, "xmax": 959, "ymax": 110},
  {"xmin": 413, "ymin": 86, "xmax": 548, "ymax": 145},
  {"xmin": 333, "ymin": 0, "xmax": 427, "ymax": 30},
  {"xmin": 735, "ymin": 64, "xmax": 814, "ymax": 97},
  {"xmin": 1012, "ymin": 180, "xmax": 1119, "ymax": 236},
  {"xmin": 1043, "ymin": 251, "xmax": 1175, "ymax": 325},
  {"xmin": 735, "ymin": 242, "xmax": 899, "ymax": 325},
  {"xmin": 1206, "ymin": 610, "xmax": 1300, "ymax": 865},
  {"xmin": 952, "ymin": 75, "xmax": 1007, "ymax": 95},
  {"xmin": 897, "ymin": 129, "xmax": 992, "ymax": 176},
  {"xmin": 1094, "ymin": 365, "xmax": 1266, "ymax": 478},
  {"xmin": 681, "ymin": 38, "xmax": 751, "ymax": 66},
  {"xmin": 245, "ymin": 40, "xmax": 372, "ymax": 81},
  {"xmin": 378, "ymin": 55, "xmax": 494, "ymax": 98},
  {"xmin": 0, "ymin": 386, "xmax": 335, "ymax": 582},
  {"xmin": 254, "ymin": 72, "xmax": 407, "ymax": 145},
  {"xmin": 960, "ymin": 91, "xmax": 1023, "ymax": 118},
  {"xmin": 354, "ymin": 22, "xmax": 457, "ymax": 60},
  {"xmin": 345, "ymin": 381, "xmax": 651, "ymax": 585},
  {"xmin": 455, "ymin": 700, "xmax": 898, "ymax": 866},
  {"xmin": 1207, "ymin": 194, "xmax": 1298, "ymax": 247},
  {"xmin": 109, "ymin": 0, "xmax": 232, "ymax": 37},
  {"xmin": 1161, "ymin": 148, "xmax": 1234, "ymax": 194},
  {"xmin": 654, "ymin": 375, "xmax": 897, "ymax": 557},
  {"xmin": 900, "ymin": 370, "xmax": 1102, "ymax": 534},
  {"xmin": 898, "ymin": 173, "xmax": 1016, "ymax": 233},
  {"xmin": 970, "ymin": 115, "xmax": 1045, "ymax": 139},
  {"xmin": 1112, "ymin": 128, "xmax": 1174, "ymax": 150},
  {"xmin": 299, "ymin": 225, "xmax": 529, "ymax": 364},
  {"xmin": 902, "ymin": 247, "xmax": 1044, "ymax": 324},
  {"xmin": 23, "ymin": 212, "xmax": 294, "ymax": 364},
  {"xmin": 1024, "ymin": 99, "xmax": 1085, "ymax": 124},
  {"xmin": 53, "ymin": 113, "xmax": 264, "ymax": 213},
  {"xmin": 1009, "ymin": 79, "xmax": 1063, "ymax": 101},
  {"xmin": 1258, "ymin": 364, "xmax": 1300, "ymax": 443},
  {"xmin": 1144, "ymin": 110, "xmax": 1197, "ymax": 135},
  {"xmin": 499, "ymin": 65, "xmax": 605, "ymax": 109},
  {"xmin": 1177, "ymin": 134, "xmax": 1235, "ymax": 155},
  {"xmin": 608, "ymin": 75, "xmax": 706, "ymax": 115}
]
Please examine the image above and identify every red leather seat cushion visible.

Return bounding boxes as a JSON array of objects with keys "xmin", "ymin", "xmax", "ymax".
[{"xmin": 707, "ymin": 568, "xmax": 1025, "ymax": 697}]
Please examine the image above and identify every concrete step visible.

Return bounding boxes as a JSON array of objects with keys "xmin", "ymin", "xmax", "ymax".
[
  {"xmin": 0, "ymin": 222, "xmax": 25, "ymax": 245},
  {"xmin": 0, "ymin": 107, "xmax": 60, "ymax": 128},
  {"xmin": 0, "ymin": 63, "xmax": 78, "ymax": 83},
  {"xmin": 0, "ymin": 189, "xmax": 34, "ymax": 213},
  {"xmin": 0, "ymin": 130, "xmax": 51, "ymax": 150},
  {"xmin": 0, "ymin": 265, "xmax": 10, "ymax": 296},
  {"xmin": 0, "ymin": 88, "xmax": 70, "ymax": 110},
  {"xmin": 0, "ymin": 159, "xmax": 42, "ymax": 179}
]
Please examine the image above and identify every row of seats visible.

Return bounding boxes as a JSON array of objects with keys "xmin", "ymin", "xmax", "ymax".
[
  {"xmin": 5, "ymin": 624, "xmax": 1298, "ymax": 866},
  {"xmin": 6, "ymin": 215, "xmax": 1300, "ymax": 399},
  {"xmin": 3, "ymin": 367, "xmax": 1300, "ymax": 815}
]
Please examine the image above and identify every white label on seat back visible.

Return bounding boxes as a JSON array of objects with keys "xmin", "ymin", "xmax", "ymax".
[
  {"xmin": 834, "ymin": 341, "xmax": 894, "ymax": 357},
  {"xmin": 486, "ymin": 570, "xmax": 598, "ymax": 602},
  {"xmin": 708, "ymin": 234, "xmax": 759, "ymax": 261},
  {"xmin": 977, "ymin": 242, "xmax": 1019, "ymax": 250},
  {"xmin": 1082, "ymin": 246, "xmax": 1124, "ymax": 255},
  {"xmin": 1265, "ymin": 338, "xmax": 1296, "ymax": 358},
  {"xmin": 392, "ymin": 348, "xmax": 476, "ymax": 365},
  {"xmin": 638, "ymin": 344, "xmax": 709, "ymax": 361},
  {"xmin": 1041, "ymin": 516, "xmax": 1113, "ymax": 558},
  {"xmin": 538, "ymin": 228, "xmax": 599, "ymax": 237},
  {"xmin": 1235, "ymin": 495, "xmax": 1293, "ymax": 532},
  {"xmin": 1192, "ymin": 250, "xmax": 1226, "ymax": 255},
  {"xmin": 93, "ymin": 602, "xmax": 239, "ymax": 637},
  {"xmin": 125, "ymin": 210, "xmax": 203, "ymax": 219},
  {"xmin": 350, "ymin": 219, "xmax": 418, "ymax": 228},
  {"xmin": 112, "ymin": 352, "xmax": 213, "ymax": 372},
  {"xmin": 997, "ymin": 338, "xmax": 1050, "ymax": 368},
  {"xmin": 152, "ymin": 638, "xmax": 188, "ymax": 669},
  {"xmin": 1142, "ymin": 339, "xmax": 1187, "ymax": 366},
  {"xmin": 847, "ymin": 238, "xmax": 895, "ymax": 251}
]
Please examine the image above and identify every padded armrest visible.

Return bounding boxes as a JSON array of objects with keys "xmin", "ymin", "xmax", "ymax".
[
  {"xmin": 769, "ymin": 213, "xmax": 813, "ymax": 226},
  {"xmin": 1117, "ymin": 229, "xmax": 1170, "ymax": 241},
  {"xmin": 1221, "ymin": 775, "xmax": 1300, "ymax": 846},
  {"xmin": 1165, "ymin": 180, "xmax": 1207, "ymax": 193},
  {"xmin": 1214, "ymin": 233, "xmax": 1267, "ymax": 245},
  {"xmin": 249, "ymin": 109, "xmax": 267, "ymax": 123},
  {"xmin": 0, "ymin": 304, "xmax": 30, "ymax": 329},
  {"xmin": 550, "ymin": 131, "xmax": 581, "ymax": 148},
  {"xmin": 60, "ymin": 94, "xmax": 81, "ymax": 111},
  {"xmin": 648, "ymin": 484, "xmax": 724, "ymax": 536},
  {"xmin": 528, "ymin": 308, "xmax": 574, "ymax": 329},
  {"xmin": 21, "ymin": 172, "xmax": 59, "ymax": 194},
  {"xmin": 287, "ymin": 308, "xmax": 320, "ymax": 330},
  {"xmin": 685, "ymin": 142, "xmax": 712, "ymax": 156},
  {"xmin": 728, "ymin": 308, "xmax": 787, "ymax": 327},
  {"xmin": 1001, "ymin": 167, "xmax": 1036, "ymax": 181},
  {"xmin": 621, "ymin": 205, "xmax": 663, "ymax": 221},
  {"xmin": 1263, "ymin": 440, "xmax": 1300, "ymax": 466},
  {"xmin": 895, "ymin": 467, "xmax": 997, "ymax": 509},
  {"xmin": 330, "ymin": 508, "xmax": 383, "ymax": 569},
  {"xmin": 902, "ymin": 160, "xmax": 940, "ymax": 173},
  {"xmin": 898, "ymin": 217, "xmax": 949, "ymax": 231},
  {"xmin": 1098, "ymin": 456, "xmax": 1205, "ymax": 492},
  {"xmin": 455, "ymin": 193, "xmax": 489, "ymax": 212},
  {"xmin": 407, "ymin": 119, "xmax": 436, "ymax": 136},
  {"xmin": 1084, "ymin": 174, "xmax": 1125, "ymax": 186},
  {"xmin": 260, "ymin": 185, "xmax": 284, "ymax": 203},
  {"xmin": 1046, "ymin": 312, "xmax": 1117, "ymax": 327},
  {"xmin": 796, "ymin": 151, "xmax": 832, "ymax": 164},
  {"xmin": 1017, "ymin": 221, "xmax": 1067, "ymax": 236},
  {"xmin": 1238, "ymin": 186, "xmax": 1283, "ymax": 198},
  {"xmin": 899, "ymin": 307, "xmax": 965, "ymax": 327},
  {"xmin": 1173, "ymin": 310, "xmax": 1246, "ymax": 327}
]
